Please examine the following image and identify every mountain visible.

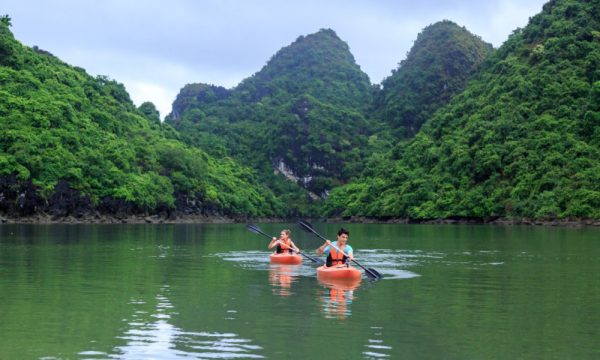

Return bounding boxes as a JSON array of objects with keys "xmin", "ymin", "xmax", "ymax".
[
  {"xmin": 166, "ymin": 29, "xmax": 378, "ymax": 199},
  {"xmin": 373, "ymin": 20, "xmax": 493, "ymax": 138},
  {"xmin": 323, "ymin": 0, "xmax": 600, "ymax": 220},
  {"xmin": 234, "ymin": 28, "xmax": 373, "ymax": 110},
  {"xmin": 5, "ymin": 0, "xmax": 597, "ymax": 222},
  {"xmin": 0, "ymin": 16, "xmax": 284, "ymax": 219}
]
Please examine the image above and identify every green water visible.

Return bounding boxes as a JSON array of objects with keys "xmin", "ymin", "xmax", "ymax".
[{"xmin": 0, "ymin": 223, "xmax": 598, "ymax": 359}]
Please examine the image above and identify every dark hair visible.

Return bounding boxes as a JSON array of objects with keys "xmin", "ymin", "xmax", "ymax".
[{"xmin": 337, "ymin": 228, "xmax": 349, "ymax": 236}]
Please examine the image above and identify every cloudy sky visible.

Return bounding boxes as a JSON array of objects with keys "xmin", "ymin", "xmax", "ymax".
[{"xmin": 4, "ymin": 0, "xmax": 547, "ymax": 118}]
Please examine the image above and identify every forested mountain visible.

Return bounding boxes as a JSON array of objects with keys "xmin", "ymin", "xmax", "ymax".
[
  {"xmin": 324, "ymin": 0, "xmax": 600, "ymax": 220},
  {"xmin": 0, "ymin": 16, "xmax": 285, "ymax": 219},
  {"xmin": 3, "ymin": 0, "xmax": 599, "ymax": 222},
  {"xmin": 166, "ymin": 29, "xmax": 378, "ymax": 198},
  {"xmin": 374, "ymin": 20, "xmax": 493, "ymax": 138}
]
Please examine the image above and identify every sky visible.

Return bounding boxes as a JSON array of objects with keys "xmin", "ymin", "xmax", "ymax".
[{"xmin": 4, "ymin": 0, "xmax": 547, "ymax": 119}]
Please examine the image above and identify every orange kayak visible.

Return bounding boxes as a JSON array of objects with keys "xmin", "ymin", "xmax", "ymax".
[
  {"xmin": 269, "ymin": 252, "xmax": 302, "ymax": 265},
  {"xmin": 316, "ymin": 265, "xmax": 362, "ymax": 282}
]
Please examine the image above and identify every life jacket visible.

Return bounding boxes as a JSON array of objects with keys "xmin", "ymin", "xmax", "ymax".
[
  {"xmin": 326, "ymin": 245, "xmax": 347, "ymax": 267},
  {"xmin": 276, "ymin": 241, "xmax": 293, "ymax": 254}
]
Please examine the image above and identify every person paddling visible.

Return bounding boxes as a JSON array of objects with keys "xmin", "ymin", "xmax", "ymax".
[
  {"xmin": 269, "ymin": 229, "xmax": 299, "ymax": 254},
  {"xmin": 316, "ymin": 228, "xmax": 354, "ymax": 267}
]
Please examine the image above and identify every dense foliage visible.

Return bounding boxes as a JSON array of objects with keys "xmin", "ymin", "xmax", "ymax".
[
  {"xmin": 166, "ymin": 29, "xmax": 379, "ymax": 198},
  {"xmin": 3, "ymin": 0, "xmax": 599, "ymax": 221},
  {"xmin": 0, "ymin": 19, "xmax": 284, "ymax": 217},
  {"xmin": 324, "ymin": 0, "xmax": 600, "ymax": 219},
  {"xmin": 373, "ymin": 20, "xmax": 493, "ymax": 138}
]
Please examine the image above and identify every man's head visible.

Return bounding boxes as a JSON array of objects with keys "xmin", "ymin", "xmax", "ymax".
[{"xmin": 337, "ymin": 228, "xmax": 349, "ymax": 244}]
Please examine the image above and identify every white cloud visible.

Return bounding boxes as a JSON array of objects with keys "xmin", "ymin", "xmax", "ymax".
[{"xmin": 126, "ymin": 82, "xmax": 175, "ymax": 119}]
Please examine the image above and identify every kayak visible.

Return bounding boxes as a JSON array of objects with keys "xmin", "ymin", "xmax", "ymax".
[
  {"xmin": 269, "ymin": 252, "xmax": 302, "ymax": 265},
  {"xmin": 316, "ymin": 265, "xmax": 362, "ymax": 282}
]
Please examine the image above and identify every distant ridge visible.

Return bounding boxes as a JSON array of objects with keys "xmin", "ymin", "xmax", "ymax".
[
  {"xmin": 166, "ymin": 28, "xmax": 376, "ymax": 201},
  {"xmin": 323, "ymin": 0, "xmax": 600, "ymax": 220},
  {"xmin": 0, "ymin": 16, "xmax": 284, "ymax": 219},
  {"xmin": 374, "ymin": 20, "xmax": 493, "ymax": 138}
]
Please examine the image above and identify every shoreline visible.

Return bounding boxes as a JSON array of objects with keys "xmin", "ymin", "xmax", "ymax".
[
  {"xmin": 1, "ymin": 213, "xmax": 599, "ymax": 227},
  {"xmin": 0, "ymin": 213, "xmax": 285, "ymax": 225},
  {"xmin": 325, "ymin": 216, "xmax": 600, "ymax": 228}
]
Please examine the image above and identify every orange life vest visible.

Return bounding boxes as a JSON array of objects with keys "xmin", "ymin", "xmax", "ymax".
[
  {"xmin": 277, "ymin": 241, "xmax": 293, "ymax": 254},
  {"xmin": 327, "ymin": 245, "xmax": 347, "ymax": 267}
]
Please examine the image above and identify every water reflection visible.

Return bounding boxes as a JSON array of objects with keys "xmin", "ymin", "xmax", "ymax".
[
  {"xmin": 78, "ymin": 286, "xmax": 264, "ymax": 359},
  {"xmin": 362, "ymin": 326, "xmax": 392, "ymax": 359},
  {"xmin": 317, "ymin": 278, "xmax": 361, "ymax": 320},
  {"xmin": 215, "ymin": 249, "xmax": 421, "ymax": 282},
  {"xmin": 268, "ymin": 264, "xmax": 300, "ymax": 296},
  {"xmin": 216, "ymin": 250, "xmax": 271, "ymax": 271},
  {"xmin": 357, "ymin": 249, "xmax": 422, "ymax": 279}
]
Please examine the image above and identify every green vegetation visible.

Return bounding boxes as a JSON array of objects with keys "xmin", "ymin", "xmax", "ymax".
[
  {"xmin": 373, "ymin": 20, "xmax": 493, "ymax": 138},
  {"xmin": 323, "ymin": 0, "xmax": 600, "ymax": 220},
  {"xmin": 2, "ymin": 0, "xmax": 599, "ymax": 221},
  {"xmin": 0, "ymin": 19, "xmax": 284, "ymax": 217},
  {"xmin": 166, "ymin": 29, "xmax": 378, "ymax": 200}
]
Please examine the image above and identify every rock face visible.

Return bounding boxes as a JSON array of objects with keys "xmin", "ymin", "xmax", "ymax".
[
  {"xmin": 0, "ymin": 181, "xmax": 222, "ymax": 221},
  {"xmin": 165, "ymin": 29, "xmax": 375, "ymax": 197}
]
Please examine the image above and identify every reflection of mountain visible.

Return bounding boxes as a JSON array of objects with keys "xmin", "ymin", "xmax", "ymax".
[
  {"xmin": 104, "ymin": 286, "xmax": 265, "ymax": 358},
  {"xmin": 0, "ymin": 224, "xmax": 270, "ymax": 359}
]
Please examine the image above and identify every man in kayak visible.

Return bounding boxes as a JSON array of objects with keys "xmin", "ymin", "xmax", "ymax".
[
  {"xmin": 316, "ymin": 228, "xmax": 354, "ymax": 267},
  {"xmin": 269, "ymin": 229, "xmax": 300, "ymax": 254}
]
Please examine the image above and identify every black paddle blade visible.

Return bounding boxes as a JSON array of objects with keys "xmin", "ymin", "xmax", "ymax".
[
  {"xmin": 364, "ymin": 270, "xmax": 377, "ymax": 280},
  {"xmin": 298, "ymin": 220, "xmax": 328, "ymax": 241},
  {"xmin": 245, "ymin": 224, "xmax": 270, "ymax": 239},
  {"xmin": 368, "ymin": 268, "xmax": 383, "ymax": 279},
  {"xmin": 298, "ymin": 220, "xmax": 379, "ymax": 273},
  {"xmin": 297, "ymin": 220, "xmax": 314, "ymax": 233},
  {"xmin": 349, "ymin": 258, "xmax": 382, "ymax": 280},
  {"xmin": 364, "ymin": 268, "xmax": 383, "ymax": 280},
  {"xmin": 246, "ymin": 224, "xmax": 261, "ymax": 234}
]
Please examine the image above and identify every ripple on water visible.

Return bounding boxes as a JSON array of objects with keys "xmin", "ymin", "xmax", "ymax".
[
  {"xmin": 213, "ymin": 251, "xmax": 318, "ymax": 277},
  {"xmin": 354, "ymin": 249, "xmax": 422, "ymax": 280},
  {"xmin": 107, "ymin": 329, "xmax": 264, "ymax": 359},
  {"xmin": 77, "ymin": 286, "xmax": 264, "ymax": 359},
  {"xmin": 214, "ymin": 249, "xmax": 423, "ymax": 280},
  {"xmin": 362, "ymin": 326, "xmax": 392, "ymax": 359}
]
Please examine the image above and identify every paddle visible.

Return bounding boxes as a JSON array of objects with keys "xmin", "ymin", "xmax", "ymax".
[
  {"xmin": 246, "ymin": 224, "xmax": 323, "ymax": 265},
  {"xmin": 297, "ymin": 220, "xmax": 383, "ymax": 280}
]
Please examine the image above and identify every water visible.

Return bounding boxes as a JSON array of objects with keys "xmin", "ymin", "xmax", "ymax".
[{"xmin": 0, "ymin": 223, "xmax": 599, "ymax": 359}]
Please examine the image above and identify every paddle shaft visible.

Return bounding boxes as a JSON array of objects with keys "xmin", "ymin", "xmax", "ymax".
[
  {"xmin": 299, "ymin": 221, "xmax": 381, "ymax": 279},
  {"xmin": 319, "ymin": 239, "xmax": 371, "ymax": 274},
  {"xmin": 246, "ymin": 224, "xmax": 322, "ymax": 264}
]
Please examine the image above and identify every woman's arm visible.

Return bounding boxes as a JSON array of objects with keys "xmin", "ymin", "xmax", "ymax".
[
  {"xmin": 268, "ymin": 237, "xmax": 279, "ymax": 249},
  {"xmin": 289, "ymin": 240, "xmax": 300, "ymax": 252}
]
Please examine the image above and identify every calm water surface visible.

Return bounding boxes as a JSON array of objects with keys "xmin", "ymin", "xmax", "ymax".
[{"xmin": 0, "ymin": 223, "xmax": 599, "ymax": 359}]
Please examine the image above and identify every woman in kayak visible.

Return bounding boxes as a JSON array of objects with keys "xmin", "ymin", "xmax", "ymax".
[
  {"xmin": 269, "ymin": 229, "xmax": 300, "ymax": 254},
  {"xmin": 316, "ymin": 228, "xmax": 354, "ymax": 267}
]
